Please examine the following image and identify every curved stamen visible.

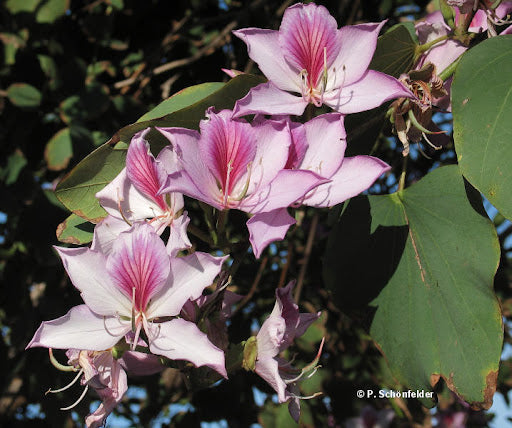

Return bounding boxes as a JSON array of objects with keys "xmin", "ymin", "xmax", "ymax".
[
  {"xmin": 48, "ymin": 348, "xmax": 78, "ymax": 372},
  {"xmin": 116, "ymin": 188, "xmax": 132, "ymax": 227},
  {"xmin": 60, "ymin": 384, "xmax": 90, "ymax": 411},
  {"xmin": 46, "ymin": 369, "xmax": 84, "ymax": 395},
  {"xmin": 233, "ymin": 162, "xmax": 253, "ymax": 202}
]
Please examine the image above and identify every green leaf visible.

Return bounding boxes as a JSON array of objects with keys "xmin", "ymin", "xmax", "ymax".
[
  {"xmin": 36, "ymin": 0, "xmax": 69, "ymax": 23},
  {"xmin": 55, "ymin": 143, "xmax": 126, "ymax": 222},
  {"xmin": 45, "ymin": 128, "xmax": 73, "ymax": 171},
  {"xmin": 452, "ymin": 35, "xmax": 512, "ymax": 220},
  {"xmin": 2, "ymin": 150, "xmax": 27, "ymax": 185},
  {"xmin": 137, "ymin": 82, "xmax": 224, "ymax": 122},
  {"xmin": 114, "ymin": 74, "xmax": 265, "ymax": 152},
  {"xmin": 324, "ymin": 166, "xmax": 502, "ymax": 408},
  {"xmin": 369, "ymin": 24, "xmax": 417, "ymax": 78},
  {"xmin": 55, "ymin": 75, "xmax": 263, "ymax": 222},
  {"xmin": 6, "ymin": 83, "xmax": 42, "ymax": 108},
  {"xmin": 56, "ymin": 213, "xmax": 94, "ymax": 244},
  {"xmin": 5, "ymin": 0, "xmax": 41, "ymax": 14}
]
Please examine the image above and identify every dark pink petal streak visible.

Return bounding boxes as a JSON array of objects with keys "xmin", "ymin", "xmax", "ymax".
[{"xmin": 107, "ymin": 224, "xmax": 170, "ymax": 312}]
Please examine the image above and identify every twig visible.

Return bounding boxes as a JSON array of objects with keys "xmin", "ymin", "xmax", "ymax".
[
  {"xmin": 294, "ymin": 212, "xmax": 319, "ymax": 303},
  {"xmin": 232, "ymin": 256, "xmax": 268, "ymax": 316}
]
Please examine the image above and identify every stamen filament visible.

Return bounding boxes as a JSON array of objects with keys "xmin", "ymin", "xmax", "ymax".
[
  {"xmin": 46, "ymin": 369, "xmax": 84, "ymax": 395},
  {"xmin": 49, "ymin": 349, "xmax": 78, "ymax": 372},
  {"xmin": 60, "ymin": 385, "xmax": 89, "ymax": 411}
]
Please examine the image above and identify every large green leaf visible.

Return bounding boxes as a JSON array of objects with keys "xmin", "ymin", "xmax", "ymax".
[
  {"xmin": 55, "ymin": 74, "xmax": 263, "ymax": 221},
  {"xmin": 56, "ymin": 213, "xmax": 94, "ymax": 244},
  {"xmin": 137, "ymin": 82, "xmax": 224, "ymax": 122},
  {"xmin": 113, "ymin": 73, "xmax": 265, "ymax": 151},
  {"xmin": 452, "ymin": 35, "xmax": 512, "ymax": 220},
  {"xmin": 369, "ymin": 23, "xmax": 417, "ymax": 79},
  {"xmin": 324, "ymin": 166, "xmax": 502, "ymax": 408},
  {"xmin": 55, "ymin": 144, "xmax": 126, "ymax": 222}
]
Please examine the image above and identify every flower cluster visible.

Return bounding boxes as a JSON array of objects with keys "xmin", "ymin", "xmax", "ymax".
[{"xmin": 27, "ymin": 2, "xmax": 415, "ymax": 426}]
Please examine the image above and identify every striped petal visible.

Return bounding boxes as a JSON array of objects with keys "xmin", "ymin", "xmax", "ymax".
[
  {"xmin": 107, "ymin": 223, "xmax": 170, "ymax": 312},
  {"xmin": 127, "ymin": 129, "xmax": 168, "ymax": 212},
  {"xmin": 279, "ymin": 3, "xmax": 341, "ymax": 88}
]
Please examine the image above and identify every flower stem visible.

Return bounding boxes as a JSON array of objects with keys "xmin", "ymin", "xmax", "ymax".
[
  {"xmin": 416, "ymin": 35, "xmax": 450, "ymax": 55},
  {"xmin": 398, "ymin": 155, "xmax": 408, "ymax": 192},
  {"xmin": 294, "ymin": 211, "xmax": 318, "ymax": 303},
  {"xmin": 187, "ymin": 223, "xmax": 214, "ymax": 246},
  {"xmin": 438, "ymin": 55, "xmax": 463, "ymax": 81}
]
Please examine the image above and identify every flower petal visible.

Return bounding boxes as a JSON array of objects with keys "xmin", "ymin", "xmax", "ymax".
[
  {"xmin": 127, "ymin": 129, "xmax": 168, "ymax": 211},
  {"xmin": 148, "ymin": 319, "xmax": 227, "ymax": 377},
  {"xmin": 91, "ymin": 215, "xmax": 131, "ymax": 254},
  {"xmin": 26, "ymin": 305, "xmax": 130, "ymax": 350},
  {"xmin": 332, "ymin": 21, "xmax": 386, "ymax": 86},
  {"xmin": 232, "ymin": 82, "xmax": 309, "ymax": 118},
  {"xmin": 119, "ymin": 351, "xmax": 164, "ymax": 376},
  {"xmin": 199, "ymin": 109, "xmax": 256, "ymax": 197},
  {"xmin": 107, "ymin": 223, "xmax": 170, "ymax": 312},
  {"xmin": 55, "ymin": 246, "xmax": 131, "ymax": 316},
  {"xmin": 148, "ymin": 252, "xmax": 226, "ymax": 318},
  {"xmin": 157, "ymin": 127, "xmax": 223, "ymax": 210},
  {"xmin": 254, "ymin": 356, "xmax": 287, "ymax": 402},
  {"xmin": 247, "ymin": 209, "xmax": 296, "ymax": 259},
  {"xmin": 233, "ymin": 29, "xmax": 298, "ymax": 92},
  {"xmin": 166, "ymin": 212, "xmax": 192, "ymax": 257},
  {"xmin": 278, "ymin": 3, "xmax": 342, "ymax": 88},
  {"xmin": 243, "ymin": 169, "xmax": 328, "ymax": 213},
  {"xmin": 257, "ymin": 313, "xmax": 286, "ymax": 358},
  {"xmin": 96, "ymin": 168, "xmax": 164, "ymax": 222},
  {"xmin": 324, "ymin": 70, "xmax": 412, "ymax": 114},
  {"xmin": 304, "ymin": 155, "xmax": 390, "ymax": 207},
  {"xmin": 299, "ymin": 113, "xmax": 346, "ymax": 177}
]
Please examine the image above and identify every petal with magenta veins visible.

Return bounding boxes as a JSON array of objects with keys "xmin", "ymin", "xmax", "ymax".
[
  {"xmin": 26, "ymin": 305, "xmax": 130, "ymax": 351},
  {"xmin": 279, "ymin": 3, "xmax": 341, "ymax": 87},
  {"xmin": 127, "ymin": 130, "xmax": 168, "ymax": 212},
  {"xmin": 232, "ymin": 82, "xmax": 309, "ymax": 118},
  {"xmin": 199, "ymin": 109, "xmax": 256, "ymax": 197},
  {"xmin": 148, "ymin": 252, "xmax": 226, "ymax": 318},
  {"xmin": 232, "ymin": 29, "xmax": 298, "ymax": 92},
  {"xmin": 148, "ymin": 318, "xmax": 227, "ymax": 377},
  {"xmin": 324, "ymin": 70, "xmax": 413, "ymax": 114},
  {"xmin": 304, "ymin": 155, "xmax": 390, "ymax": 208},
  {"xmin": 55, "ymin": 246, "xmax": 131, "ymax": 316},
  {"xmin": 247, "ymin": 209, "xmax": 296, "ymax": 259},
  {"xmin": 157, "ymin": 127, "xmax": 222, "ymax": 210},
  {"xmin": 107, "ymin": 223, "xmax": 170, "ymax": 312}
]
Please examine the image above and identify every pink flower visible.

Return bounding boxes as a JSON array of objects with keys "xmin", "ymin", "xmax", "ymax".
[
  {"xmin": 95, "ymin": 129, "xmax": 190, "ymax": 256},
  {"xmin": 27, "ymin": 223, "xmax": 227, "ymax": 377},
  {"xmin": 232, "ymin": 2, "xmax": 411, "ymax": 117},
  {"xmin": 254, "ymin": 282, "xmax": 322, "ymax": 422},
  {"xmin": 247, "ymin": 113, "xmax": 390, "ymax": 257},
  {"xmin": 158, "ymin": 109, "xmax": 325, "ymax": 214}
]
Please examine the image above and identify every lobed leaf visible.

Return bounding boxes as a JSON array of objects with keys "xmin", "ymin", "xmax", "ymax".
[
  {"xmin": 452, "ymin": 35, "xmax": 512, "ymax": 220},
  {"xmin": 56, "ymin": 213, "xmax": 94, "ymax": 244},
  {"xmin": 324, "ymin": 166, "xmax": 502, "ymax": 408}
]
